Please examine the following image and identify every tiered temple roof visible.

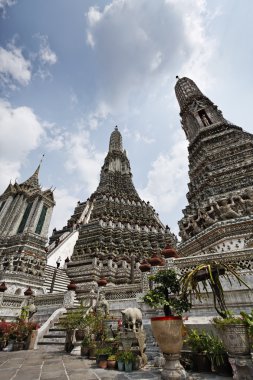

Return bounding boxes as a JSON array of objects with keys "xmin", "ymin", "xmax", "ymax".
[
  {"xmin": 175, "ymin": 77, "xmax": 253, "ymax": 246},
  {"xmin": 60, "ymin": 127, "xmax": 177, "ymax": 289},
  {"xmin": 0, "ymin": 164, "xmax": 55, "ymax": 293}
]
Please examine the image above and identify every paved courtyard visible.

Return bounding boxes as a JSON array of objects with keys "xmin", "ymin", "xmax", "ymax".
[{"xmin": 0, "ymin": 348, "xmax": 232, "ymax": 380}]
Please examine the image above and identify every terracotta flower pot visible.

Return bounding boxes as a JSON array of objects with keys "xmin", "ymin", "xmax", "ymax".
[
  {"xmin": 98, "ymin": 356, "xmax": 108, "ymax": 369},
  {"xmin": 107, "ymin": 359, "xmax": 116, "ymax": 369}
]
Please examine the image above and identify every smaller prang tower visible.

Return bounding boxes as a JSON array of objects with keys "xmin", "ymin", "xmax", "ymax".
[
  {"xmin": 50, "ymin": 127, "xmax": 177, "ymax": 297},
  {"xmin": 175, "ymin": 77, "xmax": 253, "ymax": 256},
  {"xmin": 0, "ymin": 164, "xmax": 55, "ymax": 294}
]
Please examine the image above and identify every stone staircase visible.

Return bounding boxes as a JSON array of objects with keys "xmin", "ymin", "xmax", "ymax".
[
  {"xmin": 38, "ymin": 311, "xmax": 69, "ymax": 350},
  {"xmin": 44, "ymin": 265, "xmax": 70, "ymax": 293},
  {"xmin": 37, "ymin": 307, "xmax": 83, "ymax": 350}
]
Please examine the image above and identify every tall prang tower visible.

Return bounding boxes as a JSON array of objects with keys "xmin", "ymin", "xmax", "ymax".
[
  {"xmin": 51, "ymin": 127, "xmax": 176, "ymax": 298},
  {"xmin": 0, "ymin": 164, "xmax": 55, "ymax": 294},
  {"xmin": 175, "ymin": 77, "xmax": 253, "ymax": 257}
]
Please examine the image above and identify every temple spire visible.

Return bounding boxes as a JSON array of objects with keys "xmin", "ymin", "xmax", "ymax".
[
  {"xmin": 109, "ymin": 126, "xmax": 123, "ymax": 153},
  {"xmin": 21, "ymin": 155, "xmax": 44, "ymax": 189},
  {"xmin": 175, "ymin": 77, "xmax": 228, "ymax": 143}
]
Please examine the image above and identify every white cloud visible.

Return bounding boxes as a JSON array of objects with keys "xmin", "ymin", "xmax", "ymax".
[
  {"xmin": 70, "ymin": 90, "xmax": 79, "ymax": 108},
  {"xmin": 86, "ymin": 32, "xmax": 95, "ymax": 48},
  {"xmin": 0, "ymin": 99, "xmax": 44, "ymax": 191},
  {"xmin": 0, "ymin": 43, "xmax": 31, "ymax": 87},
  {"xmin": 49, "ymin": 188, "xmax": 78, "ymax": 233},
  {"xmin": 88, "ymin": 101, "xmax": 111, "ymax": 130},
  {"xmin": 0, "ymin": 0, "xmax": 15, "ymax": 17},
  {"xmin": 45, "ymin": 135, "xmax": 64, "ymax": 151},
  {"xmin": 150, "ymin": 51, "xmax": 163, "ymax": 72},
  {"xmin": 43, "ymin": 121, "xmax": 65, "ymax": 151},
  {"xmin": 0, "ymin": 160, "xmax": 20, "ymax": 192},
  {"xmin": 85, "ymin": 0, "xmax": 215, "ymax": 110},
  {"xmin": 86, "ymin": 6, "xmax": 102, "ymax": 27},
  {"xmin": 123, "ymin": 127, "xmax": 155, "ymax": 144},
  {"xmin": 134, "ymin": 131, "xmax": 155, "ymax": 144},
  {"xmin": 31, "ymin": 34, "xmax": 58, "ymax": 80},
  {"xmin": 64, "ymin": 128, "xmax": 105, "ymax": 193},
  {"xmin": 37, "ymin": 35, "xmax": 57, "ymax": 65},
  {"xmin": 139, "ymin": 132, "xmax": 189, "ymax": 227}
]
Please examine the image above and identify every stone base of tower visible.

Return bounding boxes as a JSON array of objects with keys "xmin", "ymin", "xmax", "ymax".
[
  {"xmin": 178, "ymin": 216, "xmax": 253, "ymax": 257},
  {"xmin": 0, "ymin": 271, "xmax": 46, "ymax": 296}
]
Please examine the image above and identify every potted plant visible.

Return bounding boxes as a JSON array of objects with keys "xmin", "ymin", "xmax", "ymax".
[
  {"xmin": 185, "ymin": 329, "xmax": 212, "ymax": 373},
  {"xmin": 96, "ymin": 346, "xmax": 112, "ymax": 368},
  {"xmin": 122, "ymin": 350, "xmax": 135, "ymax": 372},
  {"xmin": 81, "ymin": 336, "xmax": 90, "ymax": 357},
  {"xmin": 60, "ymin": 306, "xmax": 86, "ymax": 352},
  {"xmin": 143, "ymin": 268, "xmax": 191, "ymax": 379},
  {"xmin": 181, "ymin": 262, "xmax": 251, "ymax": 358},
  {"xmin": 107, "ymin": 354, "xmax": 117, "ymax": 369},
  {"xmin": 206, "ymin": 333, "xmax": 232, "ymax": 376},
  {"xmin": 61, "ymin": 307, "xmax": 105, "ymax": 353},
  {"xmin": 88, "ymin": 340, "xmax": 97, "ymax": 359},
  {"xmin": 213, "ymin": 311, "xmax": 252, "ymax": 356},
  {"xmin": 116, "ymin": 351, "xmax": 125, "ymax": 371},
  {"xmin": 180, "ymin": 262, "xmax": 249, "ymax": 319}
]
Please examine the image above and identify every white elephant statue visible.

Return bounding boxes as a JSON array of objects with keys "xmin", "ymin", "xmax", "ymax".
[{"xmin": 121, "ymin": 307, "xmax": 143, "ymax": 332}]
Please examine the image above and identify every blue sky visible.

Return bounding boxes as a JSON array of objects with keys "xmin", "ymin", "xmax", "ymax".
[{"xmin": 0, "ymin": 0, "xmax": 253, "ymax": 238}]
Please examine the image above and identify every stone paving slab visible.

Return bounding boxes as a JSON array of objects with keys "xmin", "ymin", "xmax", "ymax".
[{"xmin": 0, "ymin": 349, "xmax": 233, "ymax": 380}]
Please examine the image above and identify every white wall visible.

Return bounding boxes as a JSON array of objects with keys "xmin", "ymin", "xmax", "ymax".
[{"xmin": 47, "ymin": 231, "xmax": 79, "ymax": 267}]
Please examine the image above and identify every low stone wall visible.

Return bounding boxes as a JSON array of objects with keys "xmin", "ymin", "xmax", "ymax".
[{"xmin": 0, "ymin": 293, "xmax": 25, "ymax": 321}]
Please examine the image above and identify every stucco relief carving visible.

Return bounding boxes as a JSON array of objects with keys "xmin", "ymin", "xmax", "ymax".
[{"xmin": 180, "ymin": 190, "xmax": 253, "ymax": 241}]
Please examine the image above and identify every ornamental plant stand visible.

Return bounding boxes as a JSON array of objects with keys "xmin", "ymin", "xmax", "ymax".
[
  {"xmin": 119, "ymin": 330, "xmax": 147, "ymax": 367},
  {"xmin": 216, "ymin": 323, "xmax": 253, "ymax": 379},
  {"xmin": 151, "ymin": 316, "xmax": 187, "ymax": 380}
]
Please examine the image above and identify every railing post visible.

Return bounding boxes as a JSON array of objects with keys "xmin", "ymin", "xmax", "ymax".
[{"xmin": 50, "ymin": 268, "xmax": 57, "ymax": 293}]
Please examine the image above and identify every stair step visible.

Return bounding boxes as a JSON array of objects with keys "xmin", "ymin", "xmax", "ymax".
[
  {"xmin": 49, "ymin": 328, "xmax": 66, "ymax": 332},
  {"xmin": 40, "ymin": 336, "xmax": 66, "ymax": 342},
  {"xmin": 38, "ymin": 341, "xmax": 65, "ymax": 346},
  {"xmin": 44, "ymin": 334, "xmax": 66, "ymax": 338}
]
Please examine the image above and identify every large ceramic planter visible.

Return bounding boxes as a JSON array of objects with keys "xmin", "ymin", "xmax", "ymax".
[
  {"xmin": 151, "ymin": 316, "xmax": 187, "ymax": 380},
  {"xmin": 151, "ymin": 316, "xmax": 184, "ymax": 354},
  {"xmin": 124, "ymin": 361, "xmax": 133, "ymax": 372},
  {"xmin": 216, "ymin": 324, "xmax": 251, "ymax": 356},
  {"xmin": 117, "ymin": 360, "xmax": 124, "ymax": 371}
]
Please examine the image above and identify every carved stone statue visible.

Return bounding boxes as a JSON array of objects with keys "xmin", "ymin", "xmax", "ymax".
[
  {"xmin": 240, "ymin": 190, "xmax": 253, "ymax": 215},
  {"xmin": 216, "ymin": 199, "xmax": 239, "ymax": 220},
  {"xmin": 95, "ymin": 293, "xmax": 109, "ymax": 317},
  {"xmin": 21, "ymin": 297, "xmax": 37, "ymax": 321},
  {"xmin": 121, "ymin": 307, "xmax": 143, "ymax": 332}
]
